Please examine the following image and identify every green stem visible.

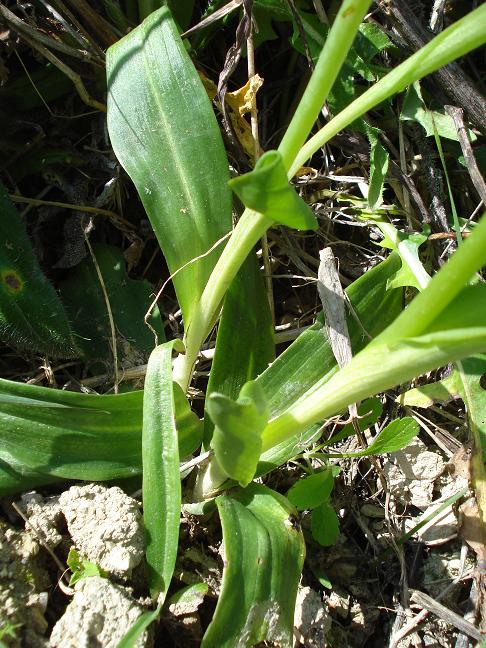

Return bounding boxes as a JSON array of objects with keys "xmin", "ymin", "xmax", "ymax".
[
  {"xmin": 262, "ymin": 329, "xmax": 486, "ymax": 452},
  {"xmin": 175, "ymin": 1, "xmax": 371, "ymax": 391},
  {"xmin": 176, "ymin": 2, "xmax": 486, "ymax": 393},
  {"xmin": 173, "ymin": 209, "xmax": 272, "ymax": 391},
  {"xmin": 376, "ymin": 210, "xmax": 486, "ymax": 344},
  {"xmin": 277, "ymin": 0, "xmax": 372, "ymax": 168},
  {"xmin": 288, "ymin": 3, "xmax": 486, "ymax": 178},
  {"xmin": 262, "ymin": 210, "xmax": 486, "ymax": 451}
]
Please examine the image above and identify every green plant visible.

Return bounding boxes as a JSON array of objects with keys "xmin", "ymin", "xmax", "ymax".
[
  {"xmin": 1, "ymin": 1, "xmax": 486, "ymax": 645},
  {"xmin": 67, "ymin": 548, "xmax": 107, "ymax": 586}
]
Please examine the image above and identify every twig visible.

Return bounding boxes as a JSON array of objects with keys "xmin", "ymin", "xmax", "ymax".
[
  {"xmin": 79, "ymin": 326, "xmax": 309, "ymax": 388},
  {"xmin": 0, "ymin": 3, "xmax": 100, "ymax": 64},
  {"xmin": 84, "ymin": 231, "xmax": 119, "ymax": 394},
  {"xmin": 9, "ymin": 194, "xmax": 135, "ymax": 232},
  {"xmin": 182, "ymin": 0, "xmax": 243, "ymax": 38},
  {"xmin": 11, "ymin": 502, "xmax": 74, "ymax": 595},
  {"xmin": 382, "ymin": 0, "xmax": 486, "ymax": 133},
  {"xmin": 389, "ymin": 567, "xmax": 473, "ymax": 647},
  {"xmin": 409, "ymin": 589, "xmax": 482, "ymax": 642},
  {"xmin": 9, "ymin": 27, "xmax": 106, "ymax": 112},
  {"xmin": 445, "ymin": 106, "xmax": 486, "ymax": 208}
]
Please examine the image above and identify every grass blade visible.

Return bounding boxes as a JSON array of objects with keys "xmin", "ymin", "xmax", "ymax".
[{"xmin": 142, "ymin": 341, "xmax": 182, "ymax": 600}]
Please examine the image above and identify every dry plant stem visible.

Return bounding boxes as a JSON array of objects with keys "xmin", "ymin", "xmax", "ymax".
[
  {"xmin": 181, "ymin": 0, "xmax": 243, "ymax": 38},
  {"xmin": 11, "ymin": 29, "xmax": 106, "ymax": 112},
  {"xmin": 11, "ymin": 502, "xmax": 74, "ymax": 594},
  {"xmin": 84, "ymin": 235, "xmax": 119, "ymax": 394},
  {"xmin": 63, "ymin": 0, "xmax": 118, "ymax": 46},
  {"xmin": 44, "ymin": 0, "xmax": 105, "ymax": 59},
  {"xmin": 0, "ymin": 3, "xmax": 101, "ymax": 64},
  {"xmin": 247, "ymin": 20, "xmax": 274, "ymax": 324},
  {"xmin": 389, "ymin": 576, "xmax": 470, "ymax": 648},
  {"xmin": 409, "ymin": 590, "xmax": 482, "ymax": 642},
  {"xmin": 445, "ymin": 106, "xmax": 486, "ymax": 207},
  {"xmin": 384, "ymin": 0, "xmax": 486, "ymax": 133},
  {"xmin": 9, "ymin": 194, "xmax": 134, "ymax": 231}
]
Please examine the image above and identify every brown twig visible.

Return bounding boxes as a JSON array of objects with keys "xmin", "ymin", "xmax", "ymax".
[
  {"xmin": 0, "ymin": 3, "xmax": 101, "ymax": 65},
  {"xmin": 382, "ymin": 0, "xmax": 486, "ymax": 133},
  {"xmin": 445, "ymin": 106, "xmax": 486, "ymax": 208}
]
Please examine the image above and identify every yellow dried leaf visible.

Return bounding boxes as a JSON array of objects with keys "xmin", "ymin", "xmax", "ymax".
[{"xmin": 227, "ymin": 74, "xmax": 264, "ymax": 116}]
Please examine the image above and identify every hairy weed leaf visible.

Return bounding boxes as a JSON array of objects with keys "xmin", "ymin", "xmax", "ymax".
[{"xmin": 0, "ymin": 182, "xmax": 77, "ymax": 357}]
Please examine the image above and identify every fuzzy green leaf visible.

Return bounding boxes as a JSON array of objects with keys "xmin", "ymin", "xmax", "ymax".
[
  {"xmin": 0, "ymin": 182, "xmax": 77, "ymax": 357},
  {"xmin": 229, "ymin": 150, "xmax": 318, "ymax": 231},
  {"xmin": 60, "ymin": 244, "xmax": 165, "ymax": 361},
  {"xmin": 107, "ymin": 7, "xmax": 232, "ymax": 326},
  {"xmin": 202, "ymin": 483, "xmax": 305, "ymax": 648}
]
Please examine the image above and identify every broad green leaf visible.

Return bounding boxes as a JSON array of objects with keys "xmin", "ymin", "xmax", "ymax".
[
  {"xmin": 367, "ymin": 129, "xmax": 389, "ymax": 210},
  {"xmin": 396, "ymin": 371, "xmax": 460, "ymax": 408},
  {"xmin": 327, "ymin": 417, "xmax": 419, "ymax": 457},
  {"xmin": 204, "ymin": 252, "xmax": 274, "ymax": 447},
  {"xmin": 0, "ymin": 181, "xmax": 77, "ymax": 357},
  {"xmin": 255, "ymin": 253, "xmax": 403, "ymax": 474},
  {"xmin": 142, "ymin": 341, "xmax": 182, "ymax": 600},
  {"xmin": 208, "ymin": 381, "xmax": 269, "ymax": 487},
  {"xmin": 60, "ymin": 244, "xmax": 165, "ymax": 360},
  {"xmin": 311, "ymin": 502, "xmax": 340, "ymax": 547},
  {"xmin": 202, "ymin": 483, "xmax": 305, "ymax": 648},
  {"xmin": 286, "ymin": 466, "xmax": 339, "ymax": 511},
  {"xmin": 401, "ymin": 82, "xmax": 476, "ymax": 142},
  {"xmin": 0, "ymin": 377, "xmax": 202, "ymax": 496},
  {"xmin": 229, "ymin": 150, "xmax": 318, "ymax": 231},
  {"xmin": 107, "ymin": 7, "xmax": 232, "ymax": 326}
]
